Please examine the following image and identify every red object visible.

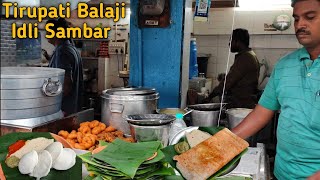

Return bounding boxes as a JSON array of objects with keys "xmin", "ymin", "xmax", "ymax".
[{"xmin": 7, "ymin": 140, "xmax": 26, "ymax": 157}]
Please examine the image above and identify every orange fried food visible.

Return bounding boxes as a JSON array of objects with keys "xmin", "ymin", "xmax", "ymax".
[
  {"xmin": 77, "ymin": 132, "xmax": 84, "ymax": 143},
  {"xmin": 92, "ymin": 126, "xmax": 102, "ymax": 135},
  {"xmin": 58, "ymin": 130, "xmax": 69, "ymax": 139},
  {"xmin": 112, "ymin": 130, "xmax": 124, "ymax": 138},
  {"xmin": 80, "ymin": 122, "xmax": 90, "ymax": 127},
  {"xmin": 74, "ymin": 143, "xmax": 86, "ymax": 150},
  {"xmin": 58, "ymin": 120, "xmax": 127, "ymax": 150},
  {"xmin": 89, "ymin": 120, "xmax": 100, "ymax": 128},
  {"xmin": 105, "ymin": 132, "xmax": 116, "ymax": 142},
  {"xmin": 118, "ymin": 136, "xmax": 135, "ymax": 143},
  {"xmin": 97, "ymin": 132, "xmax": 106, "ymax": 140},
  {"xmin": 66, "ymin": 139, "xmax": 76, "ymax": 147},
  {"xmin": 98, "ymin": 123, "xmax": 106, "ymax": 131},
  {"xmin": 124, "ymin": 137, "xmax": 135, "ymax": 143},
  {"xmin": 67, "ymin": 132, "xmax": 77, "ymax": 139},
  {"xmin": 79, "ymin": 125, "xmax": 91, "ymax": 134},
  {"xmin": 105, "ymin": 126, "xmax": 117, "ymax": 132}
]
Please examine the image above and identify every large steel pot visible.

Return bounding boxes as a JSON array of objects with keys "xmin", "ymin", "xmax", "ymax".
[
  {"xmin": 101, "ymin": 88, "xmax": 159, "ymax": 135},
  {"xmin": 188, "ymin": 103, "xmax": 226, "ymax": 126},
  {"xmin": 0, "ymin": 67, "xmax": 65, "ymax": 127},
  {"xmin": 226, "ymin": 108, "xmax": 253, "ymax": 129}
]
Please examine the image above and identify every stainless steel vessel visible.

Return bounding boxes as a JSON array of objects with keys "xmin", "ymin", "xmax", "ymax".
[
  {"xmin": 1, "ymin": 67, "xmax": 65, "ymax": 127},
  {"xmin": 101, "ymin": 88, "xmax": 159, "ymax": 135},
  {"xmin": 125, "ymin": 114, "xmax": 175, "ymax": 147},
  {"xmin": 188, "ymin": 103, "xmax": 227, "ymax": 126}
]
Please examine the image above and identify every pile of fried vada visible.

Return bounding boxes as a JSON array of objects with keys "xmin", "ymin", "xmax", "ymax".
[{"xmin": 58, "ymin": 120, "xmax": 134, "ymax": 151}]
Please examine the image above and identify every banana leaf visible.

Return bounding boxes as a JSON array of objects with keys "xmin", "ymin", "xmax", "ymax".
[
  {"xmin": 161, "ymin": 127, "xmax": 248, "ymax": 179},
  {"xmin": 92, "ymin": 139, "xmax": 162, "ymax": 178},
  {"xmin": 0, "ymin": 132, "xmax": 82, "ymax": 180}
]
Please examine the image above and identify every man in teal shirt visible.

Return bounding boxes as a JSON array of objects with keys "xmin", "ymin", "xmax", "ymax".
[{"xmin": 232, "ymin": 0, "xmax": 320, "ymax": 179}]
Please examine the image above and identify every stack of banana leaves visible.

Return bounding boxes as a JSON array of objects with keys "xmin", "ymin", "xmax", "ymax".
[{"xmin": 79, "ymin": 139, "xmax": 175, "ymax": 180}]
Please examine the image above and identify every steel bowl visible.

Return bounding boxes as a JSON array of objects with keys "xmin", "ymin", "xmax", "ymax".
[
  {"xmin": 128, "ymin": 123, "xmax": 171, "ymax": 147},
  {"xmin": 124, "ymin": 114, "xmax": 175, "ymax": 126}
]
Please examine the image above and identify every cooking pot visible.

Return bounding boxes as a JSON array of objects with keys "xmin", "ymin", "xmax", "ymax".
[
  {"xmin": 101, "ymin": 88, "xmax": 159, "ymax": 135},
  {"xmin": 157, "ymin": 108, "xmax": 193, "ymax": 116},
  {"xmin": 1, "ymin": 67, "xmax": 64, "ymax": 127},
  {"xmin": 226, "ymin": 108, "xmax": 253, "ymax": 129},
  {"xmin": 188, "ymin": 103, "xmax": 227, "ymax": 126}
]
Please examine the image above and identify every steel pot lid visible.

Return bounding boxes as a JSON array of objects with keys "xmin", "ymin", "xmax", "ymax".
[
  {"xmin": 103, "ymin": 88, "xmax": 156, "ymax": 96},
  {"xmin": 0, "ymin": 67, "xmax": 65, "ymax": 79},
  {"xmin": 125, "ymin": 114, "xmax": 175, "ymax": 126},
  {"xmin": 188, "ymin": 103, "xmax": 227, "ymax": 111}
]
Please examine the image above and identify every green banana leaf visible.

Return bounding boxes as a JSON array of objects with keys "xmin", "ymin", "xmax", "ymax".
[
  {"xmin": 0, "ymin": 132, "xmax": 82, "ymax": 180},
  {"xmin": 92, "ymin": 139, "xmax": 162, "ymax": 178},
  {"xmin": 161, "ymin": 127, "xmax": 248, "ymax": 180}
]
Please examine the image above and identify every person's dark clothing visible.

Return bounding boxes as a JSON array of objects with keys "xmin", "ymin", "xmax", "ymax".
[
  {"xmin": 209, "ymin": 48, "xmax": 260, "ymax": 108},
  {"xmin": 49, "ymin": 40, "xmax": 83, "ymax": 116}
]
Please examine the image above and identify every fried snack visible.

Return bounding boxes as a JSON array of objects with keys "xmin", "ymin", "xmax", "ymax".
[
  {"xmin": 104, "ymin": 132, "xmax": 116, "ymax": 142},
  {"xmin": 80, "ymin": 122, "xmax": 90, "ymax": 127},
  {"xmin": 105, "ymin": 126, "xmax": 117, "ymax": 132},
  {"xmin": 58, "ymin": 130, "xmax": 69, "ymax": 139},
  {"xmin": 89, "ymin": 120, "xmax": 100, "ymax": 129},
  {"xmin": 112, "ymin": 130, "xmax": 124, "ymax": 138},
  {"xmin": 79, "ymin": 125, "xmax": 91, "ymax": 134},
  {"xmin": 58, "ymin": 120, "xmax": 128, "ymax": 151},
  {"xmin": 92, "ymin": 127, "xmax": 102, "ymax": 135},
  {"xmin": 74, "ymin": 143, "xmax": 86, "ymax": 150},
  {"xmin": 98, "ymin": 123, "xmax": 106, "ymax": 131}
]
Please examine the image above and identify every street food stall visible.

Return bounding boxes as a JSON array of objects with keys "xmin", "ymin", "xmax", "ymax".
[{"xmin": 0, "ymin": 66, "xmax": 270, "ymax": 179}]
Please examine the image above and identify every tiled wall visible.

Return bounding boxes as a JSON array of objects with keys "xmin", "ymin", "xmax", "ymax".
[
  {"xmin": 1, "ymin": 20, "xmax": 17, "ymax": 67},
  {"xmin": 193, "ymin": 8, "xmax": 302, "ymax": 87}
]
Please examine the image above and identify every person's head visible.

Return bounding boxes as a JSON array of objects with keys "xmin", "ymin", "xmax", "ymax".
[
  {"xmin": 45, "ymin": 18, "xmax": 70, "ymax": 46},
  {"xmin": 292, "ymin": 0, "xmax": 320, "ymax": 50},
  {"xmin": 230, "ymin": 28, "xmax": 250, "ymax": 53}
]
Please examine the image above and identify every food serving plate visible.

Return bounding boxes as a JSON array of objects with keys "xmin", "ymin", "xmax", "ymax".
[
  {"xmin": 163, "ymin": 126, "xmax": 247, "ymax": 179},
  {"xmin": 0, "ymin": 132, "xmax": 82, "ymax": 180}
]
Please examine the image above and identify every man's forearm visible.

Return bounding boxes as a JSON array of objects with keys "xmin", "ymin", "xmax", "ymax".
[{"xmin": 231, "ymin": 104, "xmax": 275, "ymax": 139}]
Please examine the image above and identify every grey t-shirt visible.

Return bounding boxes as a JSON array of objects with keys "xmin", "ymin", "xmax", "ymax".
[{"xmin": 49, "ymin": 40, "xmax": 83, "ymax": 116}]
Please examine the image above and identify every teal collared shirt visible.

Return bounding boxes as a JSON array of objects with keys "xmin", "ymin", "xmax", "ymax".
[{"xmin": 259, "ymin": 47, "xmax": 320, "ymax": 180}]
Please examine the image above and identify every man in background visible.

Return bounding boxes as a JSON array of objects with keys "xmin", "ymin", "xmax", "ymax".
[
  {"xmin": 232, "ymin": 0, "xmax": 320, "ymax": 179},
  {"xmin": 46, "ymin": 18, "xmax": 84, "ymax": 116},
  {"xmin": 204, "ymin": 28, "xmax": 260, "ymax": 109}
]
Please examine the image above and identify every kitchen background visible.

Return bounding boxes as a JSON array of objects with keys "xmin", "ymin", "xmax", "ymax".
[{"xmin": 1, "ymin": 0, "xmax": 300, "ymax": 109}]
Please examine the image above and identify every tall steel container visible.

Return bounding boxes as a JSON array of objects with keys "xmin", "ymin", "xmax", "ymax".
[
  {"xmin": 0, "ymin": 67, "xmax": 65, "ymax": 127},
  {"xmin": 101, "ymin": 88, "xmax": 159, "ymax": 135}
]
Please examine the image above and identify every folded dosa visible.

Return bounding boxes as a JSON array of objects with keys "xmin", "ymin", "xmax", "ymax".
[{"xmin": 173, "ymin": 128, "xmax": 248, "ymax": 180}]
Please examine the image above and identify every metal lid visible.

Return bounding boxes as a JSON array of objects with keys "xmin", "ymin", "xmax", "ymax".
[
  {"xmin": 101, "ymin": 88, "xmax": 159, "ymax": 101},
  {"xmin": 103, "ymin": 88, "xmax": 156, "ymax": 96},
  {"xmin": 125, "ymin": 114, "xmax": 176, "ymax": 126},
  {"xmin": 188, "ymin": 103, "xmax": 227, "ymax": 111},
  {"xmin": 1, "ymin": 67, "xmax": 65, "ymax": 79}
]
